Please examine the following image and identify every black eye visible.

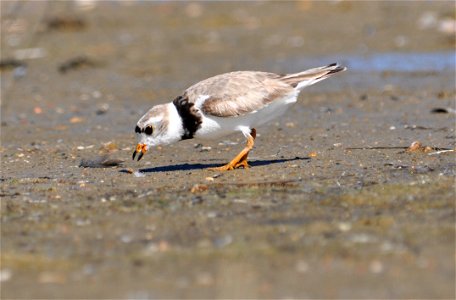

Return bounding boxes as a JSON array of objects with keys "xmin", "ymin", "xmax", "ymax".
[
  {"xmin": 135, "ymin": 126, "xmax": 141, "ymax": 134},
  {"xmin": 144, "ymin": 126, "xmax": 153, "ymax": 135}
]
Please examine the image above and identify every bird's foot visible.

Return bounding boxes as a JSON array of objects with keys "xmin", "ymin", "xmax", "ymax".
[
  {"xmin": 208, "ymin": 164, "xmax": 235, "ymax": 171},
  {"xmin": 208, "ymin": 159, "xmax": 250, "ymax": 171},
  {"xmin": 234, "ymin": 159, "xmax": 250, "ymax": 169}
]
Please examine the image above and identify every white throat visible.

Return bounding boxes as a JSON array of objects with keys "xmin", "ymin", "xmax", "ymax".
[{"xmin": 164, "ymin": 102, "xmax": 185, "ymax": 144}]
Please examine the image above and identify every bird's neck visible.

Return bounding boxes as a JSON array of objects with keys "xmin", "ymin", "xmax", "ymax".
[{"xmin": 164, "ymin": 102, "xmax": 187, "ymax": 144}]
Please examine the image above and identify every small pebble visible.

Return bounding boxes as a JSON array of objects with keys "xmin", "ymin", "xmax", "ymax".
[
  {"xmin": 92, "ymin": 90, "xmax": 102, "ymax": 98},
  {"xmin": 196, "ymin": 272, "xmax": 214, "ymax": 286},
  {"xmin": 213, "ymin": 235, "xmax": 233, "ymax": 248},
  {"xmin": 207, "ymin": 211, "xmax": 217, "ymax": 218},
  {"xmin": 418, "ymin": 11, "xmax": 437, "ymax": 29},
  {"xmin": 0, "ymin": 269, "xmax": 12, "ymax": 282},
  {"xmin": 158, "ymin": 240, "xmax": 169, "ymax": 252},
  {"xmin": 350, "ymin": 233, "xmax": 374, "ymax": 243},
  {"xmin": 191, "ymin": 184, "xmax": 208, "ymax": 193},
  {"xmin": 338, "ymin": 222, "xmax": 351, "ymax": 232},
  {"xmin": 38, "ymin": 272, "xmax": 66, "ymax": 284},
  {"xmin": 295, "ymin": 260, "xmax": 309, "ymax": 273},
  {"xmin": 369, "ymin": 260, "xmax": 384, "ymax": 274},
  {"xmin": 96, "ymin": 103, "xmax": 109, "ymax": 115},
  {"xmin": 185, "ymin": 2, "xmax": 203, "ymax": 18},
  {"xmin": 121, "ymin": 235, "xmax": 133, "ymax": 243},
  {"xmin": 69, "ymin": 116, "xmax": 84, "ymax": 123},
  {"xmin": 438, "ymin": 18, "xmax": 456, "ymax": 34}
]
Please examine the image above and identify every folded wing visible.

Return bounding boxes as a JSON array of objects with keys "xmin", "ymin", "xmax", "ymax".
[{"xmin": 184, "ymin": 63, "xmax": 346, "ymax": 118}]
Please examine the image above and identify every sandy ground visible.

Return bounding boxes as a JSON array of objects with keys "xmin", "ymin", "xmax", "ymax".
[{"xmin": 1, "ymin": 1, "xmax": 455, "ymax": 298}]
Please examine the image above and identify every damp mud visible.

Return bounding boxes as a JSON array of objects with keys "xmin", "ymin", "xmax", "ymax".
[{"xmin": 1, "ymin": 1, "xmax": 455, "ymax": 298}]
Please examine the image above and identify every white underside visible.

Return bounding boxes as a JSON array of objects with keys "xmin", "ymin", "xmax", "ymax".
[{"xmin": 195, "ymin": 90, "xmax": 299, "ymax": 139}]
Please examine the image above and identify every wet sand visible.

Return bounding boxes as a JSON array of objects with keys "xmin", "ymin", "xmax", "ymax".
[{"xmin": 1, "ymin": 1, "xmax": 455, "ymax": 298}]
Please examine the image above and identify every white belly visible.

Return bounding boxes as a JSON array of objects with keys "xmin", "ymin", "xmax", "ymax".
[{"xmin": 195, "ymin": 92, "xmax": 298, "ymax": 139}]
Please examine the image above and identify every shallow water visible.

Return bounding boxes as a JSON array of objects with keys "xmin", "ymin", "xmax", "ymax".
[{"xmin": 286, "ymin": 51, "xmax": 456, "ymax": 72}]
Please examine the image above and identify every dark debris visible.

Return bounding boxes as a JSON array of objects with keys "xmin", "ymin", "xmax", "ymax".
[
  {"xmin": 0, "ymin": 59, "xmax": 26, "ymax": 71},
  {"xmin": 58, "ymin": 56, "xmax": 98, "ymax": 74},
  {"xmin": 46, "ymin": 16, "xmax": 87, "ymax": 32},
  {"xmin": 79, "ymin": 155, "xmax": 124, "ymax": 168}
]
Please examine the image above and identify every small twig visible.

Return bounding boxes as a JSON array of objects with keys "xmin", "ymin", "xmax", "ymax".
[
  {"xmin": 346, "ymin": 146, "xmax": 452, "ymax": 151},
  {"xmin": 428, "ymin": 149, "xmax": 455, "ymax": 156},
  {"xmin": 345, "ymin": 146, "xmax": 408, "ymax": 150},
  {"xmin": 213, "ymin": 179, "xmax": 301, "ymax": 187}
]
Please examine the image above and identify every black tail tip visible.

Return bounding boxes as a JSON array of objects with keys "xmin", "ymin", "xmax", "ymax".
[{"xmin": 326, "ymin": 62, "xmax": 347, "ymax": 74}]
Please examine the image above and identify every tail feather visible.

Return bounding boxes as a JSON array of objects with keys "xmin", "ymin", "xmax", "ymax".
[{"xmin": 280, "ymin": 63, "xmax": 347, "ymax": 89}]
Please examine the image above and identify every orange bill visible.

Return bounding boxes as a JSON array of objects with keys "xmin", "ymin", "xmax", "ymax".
[{"xmin": 132, "ymin": 143, "xmax": 148, "ymax": 161}]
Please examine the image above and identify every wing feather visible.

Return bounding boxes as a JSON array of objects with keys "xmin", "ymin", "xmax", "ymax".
[{"xmin": 185, "ymin": 71, "xmax": 294, "ymax": 118}]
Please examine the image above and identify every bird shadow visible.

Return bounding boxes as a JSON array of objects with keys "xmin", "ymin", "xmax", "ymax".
[{"xmin": 127, "ymin": 156, "xmax": 310, "ymax": 173}]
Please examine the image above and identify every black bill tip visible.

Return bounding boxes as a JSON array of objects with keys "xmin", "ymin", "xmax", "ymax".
[
  {"xmin": 132, "ymin": 150, "xmax": 137, "ymax": 160},
  {"xmin": 137, "ymin": 152, "xmax": 144, "ymax": 161}
]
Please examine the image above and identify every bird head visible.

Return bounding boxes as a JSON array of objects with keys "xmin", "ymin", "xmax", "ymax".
[{"xmin": 132, "ymin": 103, "xmax": 182, "ymax": 161}]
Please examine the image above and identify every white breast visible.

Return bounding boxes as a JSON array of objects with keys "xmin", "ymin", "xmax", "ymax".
[{"xmin": 195, "ymin": 91, "xmax": 298, "ymax": 139}]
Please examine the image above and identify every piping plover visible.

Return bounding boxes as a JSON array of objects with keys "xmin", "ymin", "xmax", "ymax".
[{"xmin": 133, "ymin": 63, "xmax": 346, "ymax": 171}]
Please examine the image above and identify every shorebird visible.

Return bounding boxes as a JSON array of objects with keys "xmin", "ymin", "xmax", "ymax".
[{"xmin": 132, "ymin": 63, "xmax": 346, "ymax": 171}]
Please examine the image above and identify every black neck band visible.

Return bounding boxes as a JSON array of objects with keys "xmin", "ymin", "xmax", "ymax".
[{"xmin": 173, "ymin": 95, "xmax": 202, "ymax": 140}]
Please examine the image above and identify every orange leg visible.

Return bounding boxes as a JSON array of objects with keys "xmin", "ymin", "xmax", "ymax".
[{"xmin": 209, "ymin": 129, "xmax": 256, "ymax": 171}]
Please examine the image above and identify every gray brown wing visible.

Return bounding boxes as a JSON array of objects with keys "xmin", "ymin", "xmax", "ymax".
[{"xmin": 184, "ymin": 71, "xmax": 294, "ymax": 118}]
